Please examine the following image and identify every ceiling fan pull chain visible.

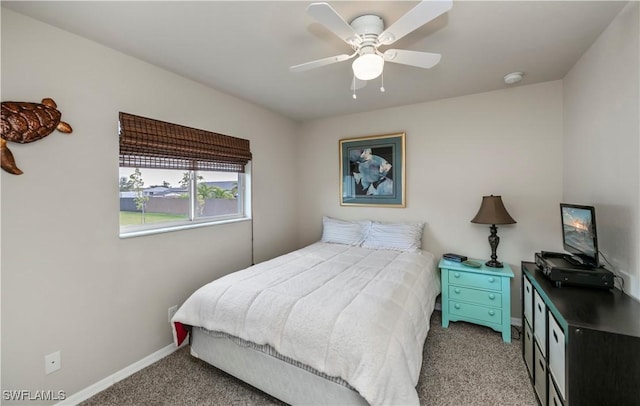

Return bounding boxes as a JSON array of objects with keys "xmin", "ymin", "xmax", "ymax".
[
  {"xmin": 352, "ymin": 76, "xmax": 357, "ymax": 99},
  {"xmin": 380, "ymin": 72, "xmax": 386, "ymax": 93}
]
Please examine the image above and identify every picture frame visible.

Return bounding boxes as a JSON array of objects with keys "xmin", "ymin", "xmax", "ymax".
[{"xmin": 339, "ymin": 132, "xmax": 406, "ymax": 207}]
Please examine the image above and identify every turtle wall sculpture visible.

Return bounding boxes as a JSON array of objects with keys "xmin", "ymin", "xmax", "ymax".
[{"xmin": 1, "ymin": 97, "xmax": 73, "ymax": 175}]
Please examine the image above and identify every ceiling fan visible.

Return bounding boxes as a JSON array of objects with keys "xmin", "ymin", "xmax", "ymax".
[{"xmin": 290, "ymin": 0, "xmax": 453, "ymax": 86}]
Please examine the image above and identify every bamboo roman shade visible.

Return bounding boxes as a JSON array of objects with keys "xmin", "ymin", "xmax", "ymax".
[{"xmin": 119, "ymin": 112, "xmax": 252, "ymax": 172}]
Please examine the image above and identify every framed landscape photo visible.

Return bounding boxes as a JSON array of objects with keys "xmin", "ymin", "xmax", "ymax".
[{"xmin": 340, "ymin": 132, "xmax": 406, "ymax": 207}]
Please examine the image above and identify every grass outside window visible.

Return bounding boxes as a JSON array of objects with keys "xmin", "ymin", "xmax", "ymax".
[{"xmin": 119, "ymin": 211, "xmax": 188, "ymax": 226}]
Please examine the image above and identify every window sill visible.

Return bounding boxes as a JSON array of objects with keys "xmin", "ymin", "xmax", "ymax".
[{"xmin": 119, "ymin": 216, "xmax": 251, "ymax": 239}]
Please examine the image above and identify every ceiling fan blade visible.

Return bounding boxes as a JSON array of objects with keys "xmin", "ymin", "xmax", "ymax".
[
  {"xmin": 307, "ymin": 2, "xmax": 359, "ymax": 44},
  {"xmin": 378, "ymin": 0, "xmax": 453, "ymax": 45},
  {"xmin": 383, "ymin": 49, "xmax": 442, "ymax": 69},
  {"xmin": 289, "ymin": 54, "xmax": 353, "ymax": 73}
]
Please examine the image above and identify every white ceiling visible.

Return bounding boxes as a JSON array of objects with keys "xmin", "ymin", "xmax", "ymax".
[{"xmin": 2, "ymin": 1, "xmax": 627, "ymax": 122}]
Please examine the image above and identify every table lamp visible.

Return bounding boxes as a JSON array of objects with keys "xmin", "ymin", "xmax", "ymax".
[{"xmin": 471, "ymin": 195, "xmax": 516, "ymax": 268}]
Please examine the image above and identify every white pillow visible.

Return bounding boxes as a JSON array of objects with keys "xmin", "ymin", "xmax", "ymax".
[
  {"xmin": 362, "ymin": 221, "xmax": 424, "ymax": 252},
  {"xmin": 321, "ymin": 216, "xmax": 371, "ymax": 246}
]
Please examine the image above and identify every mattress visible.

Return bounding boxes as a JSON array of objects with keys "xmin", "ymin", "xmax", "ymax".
[{"xmin": 173, "ymin": 241, "xmax": 441, "ymax": 405}]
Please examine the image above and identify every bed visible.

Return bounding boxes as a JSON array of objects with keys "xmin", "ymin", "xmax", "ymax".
[{"xmin": 172, "ymin": 217, "xmax": 441, "ymax": 405}]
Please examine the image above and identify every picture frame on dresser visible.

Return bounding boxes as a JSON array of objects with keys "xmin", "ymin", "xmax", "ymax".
[{"xmin": 339, "ymin": 132, "xmax": 405, "ymax": 207}]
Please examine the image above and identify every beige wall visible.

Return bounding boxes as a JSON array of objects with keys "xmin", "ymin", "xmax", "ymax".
[
  {"xmin": 297, "ymin": 81, "xmax": 565, "ymax": 319},
  {"xmin": 1, "ymin": 8, "xmax": 298, "ymax": 400},
  {"xmin": 563, "ymin": 2, "xmax": 639, "ymax": 299}
]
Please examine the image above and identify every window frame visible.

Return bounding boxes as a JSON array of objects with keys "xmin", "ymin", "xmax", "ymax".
[{"xmin": 119, "ymin": 163, "xmax": 252, "ymax": 238}]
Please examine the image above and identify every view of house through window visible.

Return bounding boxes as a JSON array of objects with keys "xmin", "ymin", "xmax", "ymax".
[{"xmin": 119, "ymin": 167, "xmax": 244, "ymax": 233}]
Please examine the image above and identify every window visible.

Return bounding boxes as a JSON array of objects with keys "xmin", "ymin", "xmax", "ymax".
[{"xmin": 118, "ymin": 112, "xmax": 251, "ymax": 237}]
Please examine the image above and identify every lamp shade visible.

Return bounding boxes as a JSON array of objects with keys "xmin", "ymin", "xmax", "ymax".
[
  {"xmin": 471, "ymin": 195, "xmax": 516, "ymax": 225},
  {"xmin": 352, "ymin": 54, "xmax": 384, "ymax": 81}
]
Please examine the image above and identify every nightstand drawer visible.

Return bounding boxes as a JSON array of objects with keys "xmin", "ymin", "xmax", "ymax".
[
  {"xmin": 449, "ymin": 301, "xmax": 502, "ymax": 325},
  {"xmin": 448, "ymin": 285, "xmax": 502, "ymax": 308},
  {"xmin": 448, "ymin": 270, "xmax": 502, "ymax": 291}
]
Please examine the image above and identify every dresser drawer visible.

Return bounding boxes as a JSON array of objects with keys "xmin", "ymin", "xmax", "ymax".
[
  {"xmin": 449, "ymin": 301, "xmax": 502, "ymax": 325},
  {"xmin": 448, "ymin": 270, "xmax": 502, "ymax": 291},
  {"xmin": 448, "ymin": 285, "xmax": 502, "ymax": 308}
]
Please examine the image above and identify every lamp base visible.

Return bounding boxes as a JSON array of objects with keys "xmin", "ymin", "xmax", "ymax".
[
  {"xmin": 485, "ymin": 224, "xmax": 503, "ymax": 268},
  {"xmin": 485, "ymin": 259, "xmax": 504, "ymax": 268}
]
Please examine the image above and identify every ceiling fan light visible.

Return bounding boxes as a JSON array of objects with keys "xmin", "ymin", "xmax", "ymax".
[{"xmin": 352, "ymin": 54, "xmax": 384, "ymax": 81}]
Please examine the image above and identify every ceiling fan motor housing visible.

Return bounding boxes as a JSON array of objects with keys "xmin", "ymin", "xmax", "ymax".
[
  {"xmin": 349, "ymin": 14, "xmax": 385, "ymax": 56},
  {"xmin": 350, "ymin": 15, "xmax": 384, "ymax": 36}
]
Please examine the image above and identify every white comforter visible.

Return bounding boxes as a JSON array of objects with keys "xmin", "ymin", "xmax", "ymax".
[{"xmin": 172, "ymin": 242, "xmax": 441, "ymax": 406}]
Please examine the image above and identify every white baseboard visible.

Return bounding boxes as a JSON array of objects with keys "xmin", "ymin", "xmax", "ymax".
[
  {"xmin": 511, "ymin": 316, "xmax": 522, "ymax": 327},
  {"xmin": 57, "ymin": 342, "xmax": 184, "ymax": 405}
]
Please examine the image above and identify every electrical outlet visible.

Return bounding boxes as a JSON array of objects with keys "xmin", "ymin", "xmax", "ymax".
[
  {"xmin": 45, "ymin": 351, "xmax": 61, "ymax": 375},
  {"xmin": 168, "ymin": 305, "xmax": 178, "ymax": 323}
]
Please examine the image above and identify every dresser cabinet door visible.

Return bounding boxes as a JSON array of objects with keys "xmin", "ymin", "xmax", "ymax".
[
  {"xmin": 534, "ymin": 290, "xmax": 547, "ymax": 356},
  {"xmin": 548, "ymin": 312, "xmax": 566, "ymax": 400},
  {"xmin": 524, "ymin": 321, "xmax": 534, "ymax": 377},
  {"xmin": 524, "ymin": 277, "xmax": 533, "ymax": 325},
  {"xmin": 548, "ymin": 378, "xmax": 564, "ymax": 406},
  {"xmin": 534, "ymin": 343, "xmax": 547, "ymax": 403}
]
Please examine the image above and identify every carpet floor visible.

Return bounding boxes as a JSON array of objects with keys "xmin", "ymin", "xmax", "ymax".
[{"xmin": 81, "ymin": 311, "xmax": 537, "ymax": 405}]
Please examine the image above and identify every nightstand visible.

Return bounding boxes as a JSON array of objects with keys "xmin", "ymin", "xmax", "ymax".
[{"xmin": 439, "ymin": 258, "xmax": 514, "ymax": 342}]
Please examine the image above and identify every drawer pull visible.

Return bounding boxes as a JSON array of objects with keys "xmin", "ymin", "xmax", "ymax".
[
  {"xmin": 537, "ymin": 304, "xmax": 542, "ymax": 312},
  {"xmin": 488, "ymin": 277, "xmax": 495, "ymax": 283},
  {"xmin": 539, "ymin": 359, "xmax": 544, "ymax": 369},
  {"xmin": 454, "ymin": 303, "xmax": 461, "ymax": 310},
  {"xmin": 453, "ymin": 272, "xmax": 461, "ymax": 278},
  {"xmin": 488, "ymin": 294, "xmax": 496, "ymax": 300},
  {"xmin": 526, "ymin": 285, "xmax": 530, "ymax": 293},
  {"xmin": 553, "ymin": 330, "xmax": 558, "ymax": 343},
  {"xmin": 454, "ymin": 288, "xmax": 461, "ymax": 294},
  {"xmin": 488, "ymin": 310, "xmax": 495, "ymax": 316}
]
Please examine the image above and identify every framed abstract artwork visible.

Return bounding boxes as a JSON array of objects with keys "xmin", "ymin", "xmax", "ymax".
[{"xmin": 339, "ymin": 132, "xmax": 406, "ymax": 207}]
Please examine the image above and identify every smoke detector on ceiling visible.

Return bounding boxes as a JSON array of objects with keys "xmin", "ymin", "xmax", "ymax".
[{"xmin": 504, "ymin": 72, "xmax": 524, "ymax": 85}]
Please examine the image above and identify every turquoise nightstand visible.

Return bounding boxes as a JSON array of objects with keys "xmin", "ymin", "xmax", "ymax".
[{"xmin": 439, "ymin": 258, "xmax": 514, "ymax": 342}]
